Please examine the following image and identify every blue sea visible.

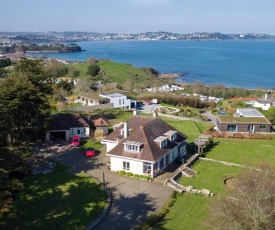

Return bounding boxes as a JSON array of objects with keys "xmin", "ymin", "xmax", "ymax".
[{"xmin": 31, "ymin": 40, "xmax": 275, "ymax": 89}]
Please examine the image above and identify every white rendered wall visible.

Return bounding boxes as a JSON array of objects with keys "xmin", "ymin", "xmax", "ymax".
[
  {"xmin": 69, "ymin": 127, "xmax": 90, "ymax": 138},
  {"xmin": 109, "ymin": 156, "xmax": 152, "ymax": 176}
]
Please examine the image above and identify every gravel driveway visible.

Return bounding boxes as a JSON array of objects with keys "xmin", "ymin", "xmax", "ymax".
[{"xmin": 39, "ymin": 142, "xmax": 173, "ymax": 230}]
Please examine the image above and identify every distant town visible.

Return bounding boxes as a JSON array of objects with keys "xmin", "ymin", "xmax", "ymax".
[{"xmin": 0, "ymin": 31, "xmax": 274, "ymax": 44}]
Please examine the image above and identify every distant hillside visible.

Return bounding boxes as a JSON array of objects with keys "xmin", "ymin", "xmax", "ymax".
[{"xmin": 64, "ymin": 60, "xmax": 163, "ymax": 88}]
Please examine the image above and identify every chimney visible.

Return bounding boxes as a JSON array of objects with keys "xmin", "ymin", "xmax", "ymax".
[
  {"xmin": 124, "ymin": 121, "xmax": 129, "ymax": 138},
  {"xmin": 264, "ymin": 93, "xmax": 268, "ymax": 99}
]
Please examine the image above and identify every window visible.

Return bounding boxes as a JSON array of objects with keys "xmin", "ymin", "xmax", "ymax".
[
  {"xmin": 260, "ymin": 125, "xmax": 266, "ymax": 129},
  {"xmin": 123, "ymin": 99, "xmax": 125, "ymax": 104},
  {"xmin": 227, "ymin": 125, "xmax": 237, "ymax": 132},
  {"xmin": 161, "ymin": 139, "xmax": 167, "ymax": 148},
  {"xmin": 125, "ymin": 144, "xmax": 139, "ymax": 152},
  {"xmin": 159, "ymin": 158, "xmax": 164, "ymax": 168},
  {"xmin": 123, "ymin": 161, "xmax": 130, "ymax": 170},
  {"xmin": 143, "ymin": 162, "xmax": 151, "ymax": 173},
  {"xmin": 71, "ymin": 129, "xmax": 74, "ymax": 134},
  {"xmin": 171, "ymin": 133, "xmax": 177, "ymax": 141},
  {"xmin": 119, "ymin": 99, "xmax": 121, "ymax": 105},
  {"xmin": 77, "ymin": 129, "xmax": 80, "ymax": 134}
]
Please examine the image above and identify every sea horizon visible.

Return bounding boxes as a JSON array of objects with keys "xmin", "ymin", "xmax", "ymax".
[{"xmin": 30, "ymin": 40, "xmax": 275, "ymax": 90}]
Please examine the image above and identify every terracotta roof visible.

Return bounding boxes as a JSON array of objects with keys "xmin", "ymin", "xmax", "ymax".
[
  {"xmin": 229, "ymin": 97, "xmax": 257, "ymax": 101},
  {"xmin": 49, "ymin": 113, "xmax": 90, "ymax": 130},
  {"xmin": 105, "ymin": 116, "xmax": 187, "ymax": 162},
  {"xmin": 217, "ymin": 116, "xmax": 271, "ymax": 124},
  {"xmin": 93, "ymin": 117, "xmax": 110, "ymax": 127}
]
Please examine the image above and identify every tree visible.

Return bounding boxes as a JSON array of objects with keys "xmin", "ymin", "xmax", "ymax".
[
  {"xmin": 207, "ymin": 164, "xmax": 275, "ymax": 230},
  {"xmin": 13, "ymin": 57, "xmax": 52, "ymax": 95},
  {"xmin": 44, "ymin": 59, "xmax": 67, "ymax": 78},
  {"xmin": 86, "ymin": 57, "xmax": 98, "ymax": 65},
  {"xmin": 87, "ymin": 64, "xmax": 100, "ymax": 77},
  {"xmin": 0, "ymin": 58, "xmax": 52, "ymax": 144},
  {"xmin": 68, "ymin": 65, "xmax": 80, "ymax": 78}
]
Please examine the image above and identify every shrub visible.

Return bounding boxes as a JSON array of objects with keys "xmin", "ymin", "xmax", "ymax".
[
  {"xmin": 118, "ymin": 170, "xmax": 126, "ymax": 175},
  {"xmin": 126, "ymin": 172, "xmax": 133, "ymax": 177}
]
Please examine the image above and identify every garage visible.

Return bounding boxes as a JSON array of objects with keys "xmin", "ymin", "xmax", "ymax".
[{"xmin": 50, "ymin": 131, "xmax": 66, "ymax": 140}]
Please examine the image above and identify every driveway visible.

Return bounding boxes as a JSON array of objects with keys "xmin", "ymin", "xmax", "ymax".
[
  {"xmin": 202, "ymin": 110, "xmax": 218, "ymax": 126},
  {"xmin": 39, "ymin": 142, "xmax": 173, "ymax": 230},
  {"xmin": 138, "ymin": 103, "xmax": 161, "ymax": 113}
]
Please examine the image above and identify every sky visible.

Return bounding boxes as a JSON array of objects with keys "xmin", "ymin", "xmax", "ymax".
[{"xmin": 1, "ymin": 0, "xmax": 275, "ymax": 34}]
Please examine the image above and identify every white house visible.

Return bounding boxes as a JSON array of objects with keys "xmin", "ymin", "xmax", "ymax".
[
  {"xmin": 46, "ymin": 113, "xmax": 90, "ymax": 141},
  {"xmin": 253, "ymin": 98, "xmax": 275, "ymax": 110},
  {"xmin": 102, "ymin": 115, "xmax": 188, "ymax": 178},
  {"xmin": 99, "ymin": 93, "xmax": 131, "ymax": 109}
]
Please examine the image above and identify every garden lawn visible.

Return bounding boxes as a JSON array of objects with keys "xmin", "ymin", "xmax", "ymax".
[
  {"xmin": 161, "ymin": 160, "xmax": 244, "ymax": 230},
  {"xmin": 162, "ymin": 118, "xmax": 205, "ymax": 142},
  {"xmin": 205, "ymin": 138, "xmax": 275, "ymax": 167},
  {"xmin": 179, "ymin": 160, "xmax": 243, "ymax": 194},
  {"xmin": 0, "ymin": 163, "xmax": 107, "ymax": 230},
  {"xmin": 161, "ymin": 193, "xmax": 210, "ymax": 230},
  {"xmin": 81, "ymin": 139, "xmax": 102, "ymax": 150}
]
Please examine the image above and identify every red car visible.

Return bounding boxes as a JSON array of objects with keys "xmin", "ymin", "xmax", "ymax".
[
  {"xmin": 71, "ymin": 135, "xmax": 80, "ymax": 147},
  {"xmin": 86, "ymin": 148, "xmax": 96, "ymax": 157}
]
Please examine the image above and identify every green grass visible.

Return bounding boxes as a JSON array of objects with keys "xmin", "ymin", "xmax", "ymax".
[
  {"xmin": 205, "ymin": 138, "xmax": 275, "ymax": 167},
  {"xmin": 161, "ymin": 118, "xmax": 205, "ymax": 142},
  {"xmin": 81, "ymin": 139, "xmax": 102, "ymax": 150},
  {"xmin": 179, "ymin": 160, "xmax": 243, "ymax": 194},
  {"xmin": 161, "ymin": 193, "xmax": 211, "ymax": 230},
  {"xmin": 64, "ymin": 60, "xmax": 162, "ymax": 87},
  {"xmin": 65, "ymin": 62, "xmax": 90, "ymax": 79},
  {"xmin": 98, "ymin": 60, "xmax": 159, "ymax": 85},
  {"xmin": 161, "ymin": 161, "xmax": 244, "ymax": 230},
  {"xmin": 0, "ymin": 163, "xmax": 107, "ymax": 230}
]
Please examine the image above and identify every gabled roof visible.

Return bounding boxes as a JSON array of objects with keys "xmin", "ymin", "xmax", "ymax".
[
  {"xmin": 105, "ymin": 116, "xmax": 187, "ymax": 162},
  {"xmin": 93, "ymin": 117, "xmax": 110, "ymax": 127},
  {"xmin": 49, "ymin": 113, "xmax": 90, "ymax": 130}
]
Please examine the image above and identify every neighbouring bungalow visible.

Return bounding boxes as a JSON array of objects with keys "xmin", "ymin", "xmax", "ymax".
[
  {"xmin": 216, "ymin": 108, "xmax": 271, "ymax": 133},
  {"xmin": 92, "ymin": 117, "xmax": 110, "ymax": 135},
  {"xmin": 46, "ymin": 113, "xmax": 90, "ymax": 141},
  {"xmin": 99, "ymin": 93, "xmax": 136, "ymax": 109},
  {"xmin": 102, "ymin": 115, "xmax": 188, "ymax": 178}
]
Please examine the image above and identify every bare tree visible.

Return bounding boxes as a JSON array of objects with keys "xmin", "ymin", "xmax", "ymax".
[{"xmin": 207, "ymin": 164, "xmax": 275, "ymax": 230}]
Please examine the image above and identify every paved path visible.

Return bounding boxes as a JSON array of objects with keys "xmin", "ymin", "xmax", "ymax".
[{"xmin": 39, "ymin": 142, "xmax": 173, "ymax": 230}]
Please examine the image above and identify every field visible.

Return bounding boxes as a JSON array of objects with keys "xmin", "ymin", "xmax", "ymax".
[{"xmin": 0, "ymin": 163, "xmax": 107, "ymax": 230}]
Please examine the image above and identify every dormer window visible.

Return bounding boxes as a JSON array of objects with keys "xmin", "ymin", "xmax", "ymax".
[
  {"xmin": 154, "ymin": 136, "xmax": 168, "ymax": 148},
  {"xmin": 164, "ymin": 130, "xmax": 178, "ymax": 141},
  {"xmin": 123, "ymin": 140, "xmax": 143, "ymax": 152},
  {"xmin": 161, "ymin": 139, "xmax": 167, "ymax": 148}
]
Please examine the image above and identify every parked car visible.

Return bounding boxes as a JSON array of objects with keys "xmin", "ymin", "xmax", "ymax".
[
  {"xmin": 86, "ymin": 148, "xmax": 96, "ymax": 157},
  {"xmin": 71, "ymin": 135, "xmax": 80, "ymax": 147}
]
